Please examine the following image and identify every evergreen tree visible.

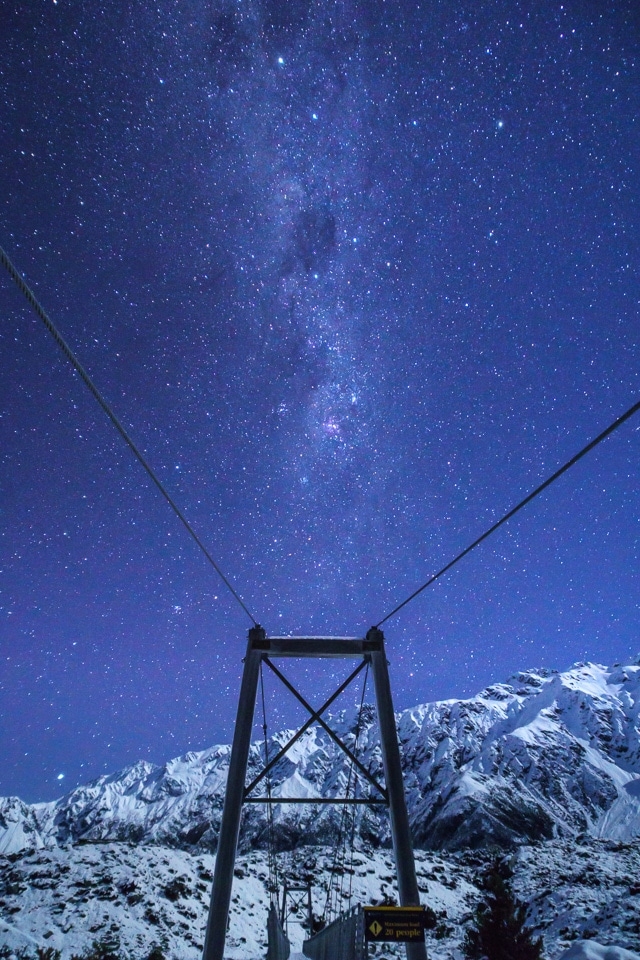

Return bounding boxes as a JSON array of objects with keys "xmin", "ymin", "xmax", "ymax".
[
  {"xmin": 464, "ymin": 858, "xmax": 543, "ymax": 960},
  {"xmin": 70, "ymin": 935, "xmax": 120, "ymax": 960},
  {"xmin": 146, "ymin": 948, "xmax": 167, "ymax": 960}
]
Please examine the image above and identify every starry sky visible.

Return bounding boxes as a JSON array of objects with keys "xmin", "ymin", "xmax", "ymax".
[{"xmin": 1, "ymin": 0, "xmax": 639, "ymax": 802}]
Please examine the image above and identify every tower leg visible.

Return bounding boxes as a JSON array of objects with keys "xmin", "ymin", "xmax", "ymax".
[
  {"xmin": 368, "ymin": 628, "xmax": 428, "ymax": 960},
  {"xmin": 202, "ymin": 626, "xmax": 264, "ymax": 960}
]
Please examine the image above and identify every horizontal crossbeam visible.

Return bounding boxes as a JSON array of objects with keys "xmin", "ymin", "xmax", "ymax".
[
  {"xmin": 251, "ymin": 635, "xmax": 382, "ymax": 657},
  {"xmin": 244, "ymin": 797, "xmax": 387, "ymax": 804}
]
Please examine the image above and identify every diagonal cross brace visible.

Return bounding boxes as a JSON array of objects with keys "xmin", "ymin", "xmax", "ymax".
[
  {"xmin": 244, "ymin": 658, "xmax": 370, "ymax": 800},
  {"xmin": 262, "ymin": 656, "xmax": 388, "ymax": 802}
]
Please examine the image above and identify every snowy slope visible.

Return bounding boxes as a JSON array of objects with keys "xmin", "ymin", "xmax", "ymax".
[
  {"xmin": 1, "ymin": 837, "xmax": 639, "ymax": 959},
  {"xmin": 2, "ymin": 659, "xmax": 639, "ymax": 856},
  {"xmin": 559, "ymin": 943, "xmax": 640, "ymax": 960},
  {"xmin": 400, "ymin": 660, "xmax": 640, "ymax": 848}
]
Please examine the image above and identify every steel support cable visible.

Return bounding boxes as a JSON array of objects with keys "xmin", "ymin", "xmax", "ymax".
[
  {"xmin": 0, "ymin": 244, "xmax": 257, "ymax": 626},
  {"xmin": 331, "ymin": 780, "xmax": 351, "ymax": 919},
  {"xmin": 346, "ymin": 664, "xmax": 369, "ymax": 909},
  {"xmin": 324, "ymin": 664, "xmax": 370, "ymax": 923},
  {"xmin": 259, "ymin": 662, "xmax": 279, "ymax": 907},
  {"xmin": 336, "ymin": 670, "xmax": 366, "ymax": 913},
  {"xmin": 377, "ymin": 397, "xmax": 640, "ymax": 627},
  {"xmin": 324, "ymin": 791, "xmax": 349, "ymax": 923},
  {"xmin": 323, "ymin": 745, "xmax": 353, "ymax": 920}
]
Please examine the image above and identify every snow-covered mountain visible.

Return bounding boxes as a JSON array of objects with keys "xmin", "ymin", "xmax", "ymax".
[
  {"xmin": 2, "ymin": 660, "xmax": 640, "ymax": 856},
  {"xmin": 2, "ymin": 659, "xmax": 640, "ymax": 959}
]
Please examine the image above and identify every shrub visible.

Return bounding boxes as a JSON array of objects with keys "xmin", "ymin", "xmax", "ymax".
[{"xmin": 464, "ymin": 859, "xmax": 543, "ymax": 960}]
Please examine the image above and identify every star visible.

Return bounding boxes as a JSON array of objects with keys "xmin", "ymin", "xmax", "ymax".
[{"xmin": 0, "ymin": 0, "xmax": 637, "ymax": 804}]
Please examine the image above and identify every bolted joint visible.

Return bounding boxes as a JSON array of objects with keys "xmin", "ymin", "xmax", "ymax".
[
  {"xmin": 248, "ymin": 624, "xmax": 266, "ymax": 646},
  {"xmin": 366, "ymin": 626, "xmax": 384, "ymax": 648}
]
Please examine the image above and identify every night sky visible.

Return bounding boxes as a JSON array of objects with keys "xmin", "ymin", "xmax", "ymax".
[{"xmin": 1, "ymin": 0, "xmax": 639, "ymax": 803}]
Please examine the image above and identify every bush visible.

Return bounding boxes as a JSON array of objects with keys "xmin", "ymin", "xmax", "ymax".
[
  {"xmin": 70, "ymin": 935, "xmax": 120, "ymax": 960},
  {"xmin": 162, "ymin": 877, "xmax": 190, "ymax": 901},
  {"xmin": 146, "ymin": 948, "xmax": 166, "ymax": 960},
  {"xmin": 464, "ymin": 859, "xmax": 543, "ymax": 960}
]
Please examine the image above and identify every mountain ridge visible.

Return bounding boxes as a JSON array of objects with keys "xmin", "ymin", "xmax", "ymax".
[{"xmin": 2, "ymin": 658, "xmax": 640, "ymax": 856}]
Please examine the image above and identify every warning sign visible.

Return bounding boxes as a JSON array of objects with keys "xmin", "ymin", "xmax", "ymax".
[{"xmin": 364, "ymin": 906, "xmax": 426, "ymax": 942}]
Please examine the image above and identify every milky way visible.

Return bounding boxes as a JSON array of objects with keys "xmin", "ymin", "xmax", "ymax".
[{"xmin": 1, "ymin": 0, "xmax": 639, "ymax": 800}]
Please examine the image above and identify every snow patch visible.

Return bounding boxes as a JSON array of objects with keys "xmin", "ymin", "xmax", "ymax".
[{"xmin": 558, "ymin": 941, "xmax": 640, "ymax": 960}]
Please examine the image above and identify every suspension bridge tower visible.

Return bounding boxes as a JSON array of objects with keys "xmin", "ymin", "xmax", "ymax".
[{"xmin": 202, "ymin": 625, "xmax": 428, "ymax": 960}]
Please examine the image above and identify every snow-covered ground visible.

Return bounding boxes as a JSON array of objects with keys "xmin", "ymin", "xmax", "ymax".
[
  {"xmin": 558, "ymin": 943, "xmax": 640, "ymax": 960},
  {"xmin": 1, "ymin": 837, "xmax": 639, "ymax": 959}
]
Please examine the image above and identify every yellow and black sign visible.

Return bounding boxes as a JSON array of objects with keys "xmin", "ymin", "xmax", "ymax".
[{"xmin": 364, "ymin": 905, "xmax": 426, "ymax": 942}]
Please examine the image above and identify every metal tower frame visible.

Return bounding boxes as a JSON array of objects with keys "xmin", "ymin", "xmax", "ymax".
[{"xmin": 202, "ymin": 626, "xmax": 427, "ymax": 960}]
